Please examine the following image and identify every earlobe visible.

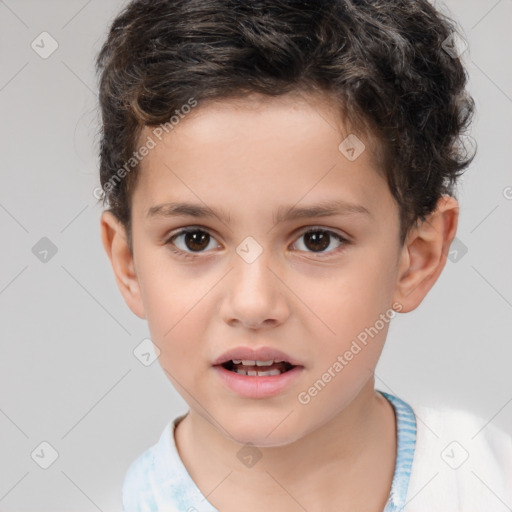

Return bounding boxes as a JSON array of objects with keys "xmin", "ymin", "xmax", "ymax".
[
  {"xmin": 100, "ymin": 211, "xmax": 146, "ymax": 319},
  {"xmin": 392, "ymin": 195, "xmax": 459, "ymax": 313}
]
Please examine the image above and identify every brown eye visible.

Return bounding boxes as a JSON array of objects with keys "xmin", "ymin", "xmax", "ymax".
[
  {"xmin": 168, "ymin": 228, "xmax": 219, "ymax": 254},
  {"xmin": 293, "ymin": 228, "xmax": 347, "ymax": 254},
  {"xmin": 303, "ymin": 230, "xmax": 330, "ymax": 252},
  {"xmin": 183, "ymin": 230, "xmax": 210, "ymax": 251}
]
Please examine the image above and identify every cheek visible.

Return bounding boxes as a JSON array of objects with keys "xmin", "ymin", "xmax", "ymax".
[
  {"xmin": 136, "ymin": 245, "xmax": 195, "ymax": 328},
  {"xmin": 294, "ymin": 251, "xmax": 398, "ymax": 402},
  {"xmin": 296, "ymin": 251, "xmax": 397, "ymax": 339},
  {"xmin": 136, "ymin": 257, "xmax": 217, "ymax": 371}
]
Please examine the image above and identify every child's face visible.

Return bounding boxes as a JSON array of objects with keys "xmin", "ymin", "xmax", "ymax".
[{"xmin": 117, "ymin": 92, "xmax": 407, "ymax": 445}]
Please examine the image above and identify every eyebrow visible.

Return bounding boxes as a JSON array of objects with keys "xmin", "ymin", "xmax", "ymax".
[{"xmin": 146, "ymin": 199, "xmax": 371, "ymax": 224}]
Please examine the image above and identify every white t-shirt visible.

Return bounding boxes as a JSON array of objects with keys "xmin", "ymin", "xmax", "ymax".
[
  {"xmin": 122, "ymin": 390, "xmax": 512, "ymax": 511},
  {"xmin": 402, "ymin": 399, "xmax": 512, "ymax": 510}
]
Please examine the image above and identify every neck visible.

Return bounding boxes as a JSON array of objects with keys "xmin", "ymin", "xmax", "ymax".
[
  {"xmin": 175, "ymin": 380, "xmax": 397, "ymax": 512},
  {"xmin": 175, "ymin": 380, "xmax": 396, "ymax": 512}
]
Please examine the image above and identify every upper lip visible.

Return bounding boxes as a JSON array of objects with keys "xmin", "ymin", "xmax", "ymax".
[{"xmin": 212, "ymin": 346, "xmax": 303, "ymax": 367}]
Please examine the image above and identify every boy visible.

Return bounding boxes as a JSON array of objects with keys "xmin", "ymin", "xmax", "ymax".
[{"xmin": 96, "ymin": 0, "xmax": 512, "ymax": 510}]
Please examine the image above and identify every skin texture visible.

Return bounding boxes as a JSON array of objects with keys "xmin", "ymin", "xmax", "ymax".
[{"xmin": 101, "ymin": 92, "xmax": 459, "ymax": 511}]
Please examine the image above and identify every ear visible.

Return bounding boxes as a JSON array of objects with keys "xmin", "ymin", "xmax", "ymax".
[
  {"xmin": 100, "ymin": 210, "xmax": 146, "ymax": 319},
  {"xmin": 392, "ymin": 195, "xmax": 459, "ymax": 313}
]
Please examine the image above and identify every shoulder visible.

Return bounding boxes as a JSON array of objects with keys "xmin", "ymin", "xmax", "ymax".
[
  {"xmin": 122, "ymin": 438, "xmax": 160, "ymax": 511},
  {"xmin": 122, "ymin": 420, "xmax": 177, "ymax": 512},
  {"xmin": 121, "ymin": 413, "xmax": 218, "ymax": 512},
  {"xmin": 404, "ymin": 400, "xmax": 512, "ymax": 511}
]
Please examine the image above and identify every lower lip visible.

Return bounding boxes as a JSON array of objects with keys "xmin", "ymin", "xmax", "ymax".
[{"xmin": 213, "ymin": 365, "xmax": 304, "ymax": 399}]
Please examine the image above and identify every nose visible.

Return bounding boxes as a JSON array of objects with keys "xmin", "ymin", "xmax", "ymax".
[{"xmin": 220, "ymin": 247, "xmax": 290, "ymax": 330}]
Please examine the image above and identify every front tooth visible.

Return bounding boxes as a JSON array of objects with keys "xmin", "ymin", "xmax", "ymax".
[
  {"xmin": 242, "ymin": 359, "xmax": 256, "ymax": 365},
  {"xmin": 232, "ymin": 359, "xmax": 242, "ymax": 364},
  {"xmin": 234, "ymin": 368, "xmax": 282, "ymax": 377},
  {"xmin": 262, "ymin": 369, "xmax": 281, "ymax": 376},
  {"xmin": 256, "ymin": 360, "xmax": 274, "ymax": 366}
]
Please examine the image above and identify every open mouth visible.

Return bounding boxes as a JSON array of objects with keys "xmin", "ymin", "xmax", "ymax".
[{"xmin": 220, "ymin": 359, "xmax": 296, "ymax": 377}]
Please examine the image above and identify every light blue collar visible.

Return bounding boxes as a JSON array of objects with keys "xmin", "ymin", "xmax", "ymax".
[{"xmin": 379, "ymin": 390, "xmax": 417, "ymax": 512}]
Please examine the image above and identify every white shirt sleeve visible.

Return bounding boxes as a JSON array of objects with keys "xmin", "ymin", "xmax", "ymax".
[{"xmin": 404, "ymin": 402, "xmax": 512, "ymax": 511}]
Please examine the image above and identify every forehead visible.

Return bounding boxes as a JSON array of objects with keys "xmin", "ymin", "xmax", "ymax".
[
  {"xmin": 132, "ymin": 92, "xmax": 392, "ymax": 222},
  {"xmin": 153, "ymin": 91, "xmax": 364, "ymax": 148}
]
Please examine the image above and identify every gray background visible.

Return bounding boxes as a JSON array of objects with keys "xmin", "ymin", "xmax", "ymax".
[{"xmin": 0, "ymin": 0, "xmax": 511, "ymax": 510}]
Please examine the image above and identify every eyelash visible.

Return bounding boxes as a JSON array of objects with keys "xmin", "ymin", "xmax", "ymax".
[{"xmin": 165, "ymin": 226, "xmax": 350, "ymax": 260}]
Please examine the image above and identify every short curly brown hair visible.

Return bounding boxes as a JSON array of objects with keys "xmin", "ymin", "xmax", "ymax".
[{"xmin": 96, "ymin": 0, "xmax": 474, "ymax": 249}]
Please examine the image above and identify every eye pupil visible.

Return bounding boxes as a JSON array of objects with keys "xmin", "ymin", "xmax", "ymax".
[
  {"xmin": 304, "ymin": 231, "xmax": 330, "ymax": 252},
  {"xmin": 185, "ymin": 230, "xmax": 210, "ymax": 251}
]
